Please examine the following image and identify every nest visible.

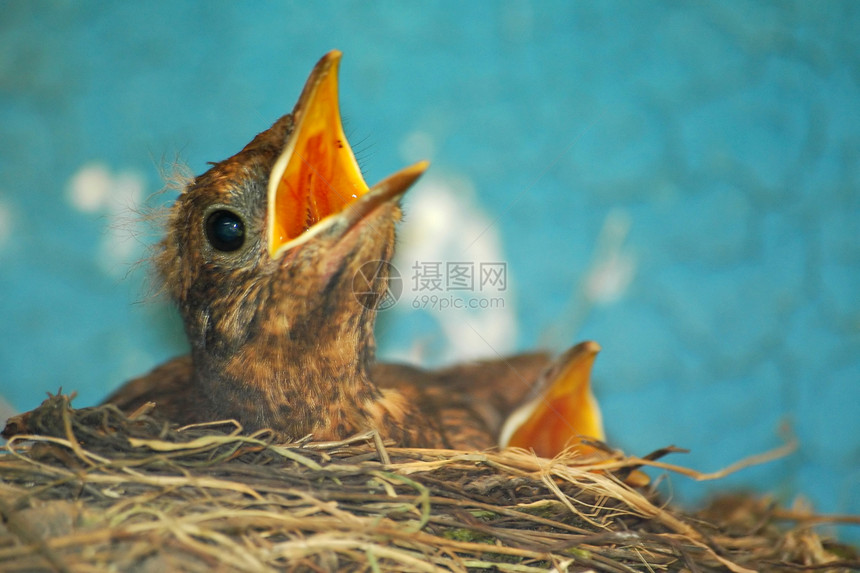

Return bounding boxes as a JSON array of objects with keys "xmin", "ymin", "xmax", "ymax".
[{"xmin": 0, "ymin": 394, "xmax": 856, "ymax": 572}]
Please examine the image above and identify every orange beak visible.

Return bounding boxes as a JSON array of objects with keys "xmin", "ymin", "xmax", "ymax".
[
  {"xmin": 267, "ymin": 50, "xmax": 427, "ymax": 258},
  {"xmin": 500, "ymin": 341, "xmax": 606, "ymax": 458}
]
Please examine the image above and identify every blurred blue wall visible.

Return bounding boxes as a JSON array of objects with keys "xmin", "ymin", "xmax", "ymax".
[{"xmin": 1, "ymin": 1, "xmax": 857, "ymax": 541}]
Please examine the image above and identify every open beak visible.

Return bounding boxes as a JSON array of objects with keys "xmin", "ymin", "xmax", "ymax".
[
  {"xmin": 267, "ymin": 50, "xmax": 428, "ymax": 258},
  {"xmin": 499, "ymin": 341, "xmax": 606, "ymax": 458}
]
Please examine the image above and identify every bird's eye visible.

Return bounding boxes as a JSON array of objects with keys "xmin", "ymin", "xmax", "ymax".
[{"xmin": 205, "ymin": 209, "xmax": 246, "ymax": 252}]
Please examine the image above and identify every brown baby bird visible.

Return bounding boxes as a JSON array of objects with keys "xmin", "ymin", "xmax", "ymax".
[{"xmin": 105, "ymin": 51, "xmax": 605, "ymax": 454}]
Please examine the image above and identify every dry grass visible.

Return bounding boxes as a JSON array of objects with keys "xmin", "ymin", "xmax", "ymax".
[{"xmin": 0, "ymin": 393, "xmax": 857, "ymax": 572}]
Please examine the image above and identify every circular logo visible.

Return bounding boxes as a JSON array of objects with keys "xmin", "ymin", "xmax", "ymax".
[{"xmin": 352, "ymin": 260, "xmax": 402, "ymax": 311}]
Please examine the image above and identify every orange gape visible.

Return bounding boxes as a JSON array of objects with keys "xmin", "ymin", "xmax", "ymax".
[
  {"xmin": 500, "ymin": 341, "xmax": 606, "ymax": 459},
  {"xmin": 269, "ymin": 51, "xmax": 369, "ymax": 253}
]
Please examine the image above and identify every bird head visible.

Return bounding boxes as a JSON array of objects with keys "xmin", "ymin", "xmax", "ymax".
[{"xmin": 153, "ymin": 52, "xmax": 426, "ymax": 422}]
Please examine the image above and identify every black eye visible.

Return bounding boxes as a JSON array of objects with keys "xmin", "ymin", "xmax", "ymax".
[{"xmin": 205, "ymin": 209, "xmax": 246, "ymax": 252}]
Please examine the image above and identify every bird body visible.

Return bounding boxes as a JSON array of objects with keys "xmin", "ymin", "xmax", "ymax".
[
  {"xmin": 105, "ymin": 51, "xmax": 606, "ymax": 455},
  {"xmin": 107, "ymin": 352, "xmax": 553, "ymax": 450}
]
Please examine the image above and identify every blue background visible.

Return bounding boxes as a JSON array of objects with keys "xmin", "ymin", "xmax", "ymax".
[{"xmin": 1, "ymin": 2, "xmax": 857, "ymax": 541}]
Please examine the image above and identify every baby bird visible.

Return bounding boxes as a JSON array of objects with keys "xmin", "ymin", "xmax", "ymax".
[{"xmin": 105, "ymin": 51, "xmax": 605, "ymax": 454}]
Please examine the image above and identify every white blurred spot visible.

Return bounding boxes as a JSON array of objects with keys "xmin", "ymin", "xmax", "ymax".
[
  {"xmin": 584, "ymin": 210, "xmax": 636, "ymax": 305},
  {"xmin": 66, "ymin": 163, "xmax": 147, "ymax": 275},
  {"xmin": 68, "ymin": 163, "xmax": 114, "ymax": 212},
  {"xmin": 391, "ymin": 173, "xmax": 518, "ymax": 365},
  {"xmin": 585, "ymin": 251, "xmax": 636, "ymax": 304},
  {"xmin": 67, "ymin": 163, "xmax": 144, "ymax": 213}
]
